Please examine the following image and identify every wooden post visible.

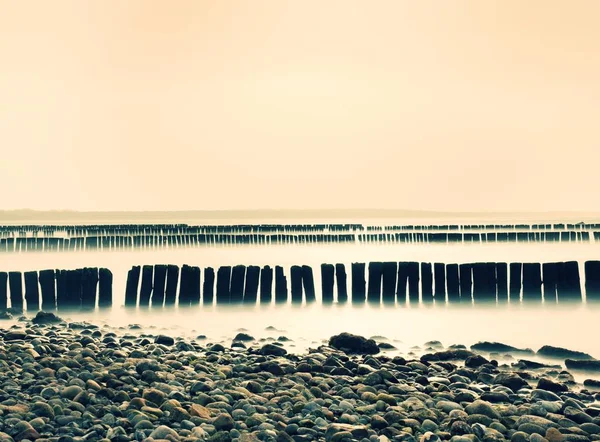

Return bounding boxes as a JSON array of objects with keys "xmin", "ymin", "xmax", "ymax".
[
  {"xmin": 367, "ymin": 262, "xmax": 383, "ymax": 304},
  {"xmin": 243, "ymin": 265, "xmax": 260, "ymax": 304},
  {"xmin": 407, "ymin": 262, "xmax": 420, "ymax": 304},
  {"xmin": 151, "ymin": 264, "xmax": 168, "ymax": 308},
  {"xmin": 125, "ymin": 265, "xmax": 141, "ymax": 307},
  {"xmin": 189, "ymin": 266, "xmax": 201, "ymax": 306},
  {"xmin": 302, "ymin": 265, "xmax": 316, "ymax": 303},
  {"xmin": 165, "ymin": 265, "xmax": 179, "ymax": 306},
  {"xmin": 446, "ymin": 263, "xmax": 460, "ymax": 303},
  {"xmin": 24, "ymin": 270, "xmax": 40, "ymax": 312},
  {"xmin": 274, "ymin": 265, "xmax": 288, "ymax": 303},
  {"xmin": 509, "ymin": 263, "xmax": 522, "ymax": 302},
  {"xmin": 585, "ymin": 261, "xmax": 600, "ymax": 301},
  {"xmin": 230, "ymin": 265, "xmax": 246, "ymax": 304},
  {"xmin": 421, "ymin": 262, "xmax": 433, "ymax": 303},
  {"xmin": 522, "ymin": 263, "xmax": 542, "ymax": 302},
  {"xmin": 321, "ymin": 264, "xmax": 335, "ymax": 304},
  {"xmin": 259, "ymin": 265, "xmax": 273, "ymax": 304},
  {"xmin": 382, "ymin": 262, "xmax": 397, "ymax": 303},
  {"xmin": 351, "ymin": 262, "xmax": 366, "ymax": 304},
  {"xmin": 203, "ymin": 267, "xmax": 215, "ymax": 305},
  {"xmin": 98, "ymin": 268, "xmax": 112, "ymax": 308},
  {"xmin": 81, "ymin": 267, "xmax": 99, "ymax": 310},
  {"xmin": 335, "ymin": 263, "xmax": 348, "ymax": 303},
  {"xmin": 139, "ymin": 265, "xmax": 154, "ymax": 307},
  {"xmin": 459, "ymin": 264, "xmax": 472, "ymax": 303},
  {"xmin": 496, "ymin": 263, "xmax": 508, "ymax": 302},
  {"xmin": 434, "ymin": 263, "xmax": 446, "ymax": 302},
  {"xmin": 216, "ymin": 266, "xmax": 232, "ymax": 304},
  {"xmin": 290, "ymin": 265, "xmax": 303, "ymax": 304},
  {"xmin": 9, "ymin": 271, "xmax": 23, "ymax": 311}
]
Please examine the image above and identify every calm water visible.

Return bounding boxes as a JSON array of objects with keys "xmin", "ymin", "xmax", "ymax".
[{"xmin": 1, "ymin": 217, "xmax": 599, "ymax": 367}]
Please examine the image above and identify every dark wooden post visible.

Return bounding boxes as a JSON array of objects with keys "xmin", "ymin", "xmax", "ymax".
[
  {"xmin": 98, "ymin": 268, "xmax": 112, "ymax": 308},
  {"xmin": 522, "ymin": 263, "xmax": 542, "ymax": 302},
  {"xmin": 351, "ymin": 262, "xmax": 366, "ymax": 304},
  {"xmin": 421, "ymin": 262, "xmax": 433, "ymax": 303},
  {"xmin": 189, "ymin": 266, "xmax": 201, "ymax": 306},
  {"xmin": 321, "ymin": 264, "xmax": 335, "ymax": 304},
  {"xmin": 367, "ymin": 262, "xmax": 383, "ymax": 304},
  {"xmin": 81, "ymin": 267, "xmax": 99, "ymax": 310},
  {"xmin": 39, "ymin": 270, "xmax": 56, "ymax": 311},
  {"xmin": 203, "ymin": 267, "xmax": 215, "ymax": 305},
  {"xmin": 290, "ymin": 265, "xmax": 303, "ymax": 304},
  {"xmin": 434, "ymin": 263, "xmax": 446, "ymax": 302},
  {"xmin": 274, "ymin": 265, "xmax": 288, "ymax": 303},
  {"xmin": 335, "ymin": 263, "xmax": 348, "ymax": 303},
  {"xmin": 0, "ymin": 272, "xmax": 7, "ymax": 311},
  {"xmin": 407, "ymin": 262, "xmax": 420, "ymax": 304},
  {"xmin": 24, "ymin": 271, "xmax": 40, "ymax": 312},
  {"xmin": 125, "ymin": 265, "xmax": 141, "ymax": 307},
  {"xmin": 165, "ymin": 264, "xmax": 179, "ymax": 306},
  {"xmin": 302, "ymin": 265, "xmax": 316, "ymax": 303},
  {"xmin": 259, "ymin": 265, "xmax": 273, "ymax": 304},
  {"xmin": 509, "ymin": 263, "xmax": 522, "ymax": 302},
  {"xmin": 216, "ymin": 266, "xmax": 232, "ymax": 304},
  {"xmin": 382, "ymin": 262, "xmax": 397, "ymax": 303},
  {"xmin": 8, "ymin": 271, "xmax": 24, "ymax": 311},
  {"xmin": 585, "ymin": 261, "xmax": 600, "ymax": 301},
  {"xmin": 139, "ymin": 265, "xmax": 154, "ymax": 307},
  {"xmin": 243, "ymin": 265, "xmax": 260, "ymax": 304},
  {"xmin": 152, "ymin": 264, "xmax": 168, "ymax": 308},
  {"xmin": 459, "ymin": 264, "xmax": 472, "ymax": 303},
  {"xmin": 230, "ymin": 265, "xmax": 246, "ymax": 304}
]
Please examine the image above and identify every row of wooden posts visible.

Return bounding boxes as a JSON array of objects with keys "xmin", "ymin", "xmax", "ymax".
[
  {"xmin": 0, "ymin": 231, "xmax": 596, "ymax": 253},
  {"xmin": 3, "ymin": 222, "xmax": 599, "ymax": 239},
  {"xmin": 123, "ymin": 260, "xmax": 600, "ymax": 308},
  {"xmin": 0, "ymin": 268, "xmax": 112, "ymax": 312},
  {"xmin": 2, "ymin": 261, "xmax": 600, "ymax": 312}
]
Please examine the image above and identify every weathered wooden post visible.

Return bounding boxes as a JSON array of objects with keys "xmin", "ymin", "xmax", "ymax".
[
  {"xmin": 243, "ymin": 265, "xmax": 260, "ymax": 304},
  {"xmin": 81, "ymin": 267, "xmax": 99, "ymax": 310},
  {"xmin": 382, "ymin": 262, "xmax": 397, "ymax": 303},
  {"xmin": 556, "ymin": 261, "xmax": 582, "ymax": 302},
  {"xmin": 302, "ymin": 265, "xmax": 316, "ymax": 303},
  {"xmin": 151, "ymin": 264, "xmax": 168, "ymax": 308},
  {"xmin": 274, "ymin": 265, "xmax": 288, "ymax": 303},
  {"xmin": 189, "ymin": 266, "xmax": 201, "ymax": 306},
  {"xmin": 407, "ymin": 262, "xmax": 420, "ymax": 304},
  {"xmin": 24, "ymin": 270, "xmax": 40, "ymax": 312},
  {"xmin": 459, "ymin": 264, "xmax": 472, "ymax": 303},
  {"xmin": 290, "ymin": 265, "xmax": 303, "ymax": 304},
  {"xmin": 230, "ymin": 265, "xmax": 246, "ymax": 304},
  {"xmin": 446, "ymin": 264, "xmax": 460, "ymax": 302},
  {"xmin": 139, "ymin": 265, "xmax": 154, "ymax": 307},
  {"xmin": 38, "ymin": 269, "xmax": 56, "ymax": 311},
  {"xmin": 259, "ymin": 265, "xmax": 273, "ymax": 304},
  {"xmin": 496, "ymin": 263, "xmax": 508, "ymax": 302},
  {"xmin": 522, "ymin": 263, "xmax": 542, "ymax": 302},
  {"xmin": 366, "ymin": 262, "xmax": 383, "ymax": 304},
  {"xmin": 165, "ymin": 265, "xmax": 179, "ymax": 306},
  {"xmin": 542, "ymin": 262, "xmax": 558, "ymax": 302},
  {"xmin": 335, "ymin": 263, "xmax": 348, "ymax": 303},
  {"xmin": 98, "ymin": 268, "xmax": 112, "ymax": 308},
  {"xmin": 509, "ymin": 263, "xmax": 522, "ymax": 302},
  {"xmin": 585, "ymin": 261, "xmax": 600, "ymax": 301},
  {"xmin": 421, "ymin": 262, "xmax": 433, "ymax": 303},
  {"xmin": 203, "ymin": 267, "xmax": 215, "ymax": 305},
  {"xmin": 9, "ymin": 271, "xmax": 24, "ymax": 311},
  {"xmin": 125, "ymin": 265, "xmax": 141, "ymax": 307},
  {"xmin": 434, "ymin": 263, "xmax": 446, "ymax": 302},
  {"xmin": 216, "ymin": 266, "xmax": 232, "ymax": 304},
  {"xmin": 321, "ymin": 264, "xmax": 335, "ymax": 304},
  {"xmin": 351, "ymin": 263, "xmax": 366, "ymax": 304},
  {"xmin": 0, "ymin": 272, "xmax": 8, "ymax": 311}
]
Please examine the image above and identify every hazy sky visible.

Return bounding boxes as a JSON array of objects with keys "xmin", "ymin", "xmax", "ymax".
[{"xmin": 1, "ymin": 1, "xmax": 599, "ymax": 212}]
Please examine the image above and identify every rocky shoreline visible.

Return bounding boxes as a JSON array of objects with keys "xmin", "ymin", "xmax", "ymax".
[{"xmin": 0, "ymin": 313, "xmax": 599, "ymax": 442}]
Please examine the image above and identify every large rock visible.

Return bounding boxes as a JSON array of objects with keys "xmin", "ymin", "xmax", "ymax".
[
  {"xmin": 493, "ymin": 372, "xmax": 528, "ymax": 392},
  {"xmin": 329, "ymin": 333, "xmax": 380, "ymax": 355},
  {"xmin": 471, "ymin": 341, "xmax": 533, "ymax": 354},
  {"xmin": 31, "ymin": 311, "xmax": 64, "ymax": 325},
  {"xmin": 565, "ymin": 359, "xmax": 600, "ymax": 372},
  {"xmin": 537, "ymin": 345, "xmax": 594, "ymax": 360},
  {"xmin": 259, "ymin": 343, "xmax": 287, "ymax": 356},
  {"xmin": 421, "ymin": 349, "xmax": 475, "ymax": 363}
]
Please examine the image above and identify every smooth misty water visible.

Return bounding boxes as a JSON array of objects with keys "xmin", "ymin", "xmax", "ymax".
[{"xmin": 1, "ymin": 217, "xmax": 599, "ymax": 371}]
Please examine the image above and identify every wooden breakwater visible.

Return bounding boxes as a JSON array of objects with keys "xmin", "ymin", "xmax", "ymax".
[
  {"xmin": 2, "ymin": 260, "xmax": 599, "ymax": 312},
  {"xmin": 121, "ymin": 260, "xmax": 600, "ymax": 308},
  {"xmin": 0, "ymin": 222, "xmax": 598, "ymax": 253},
  {"xmin": 0, "ymin": 268, "xmax": 112, "ymax": 312}
]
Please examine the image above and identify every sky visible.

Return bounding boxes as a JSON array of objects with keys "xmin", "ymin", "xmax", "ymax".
[{"xmin": 1, "ymin": 1, "xmax": 599, "ymax": 212}]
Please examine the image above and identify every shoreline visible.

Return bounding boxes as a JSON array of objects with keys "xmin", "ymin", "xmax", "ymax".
[{"xmin": 1, "ymin": 314, "xmax": 599, "ymax": 442}]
